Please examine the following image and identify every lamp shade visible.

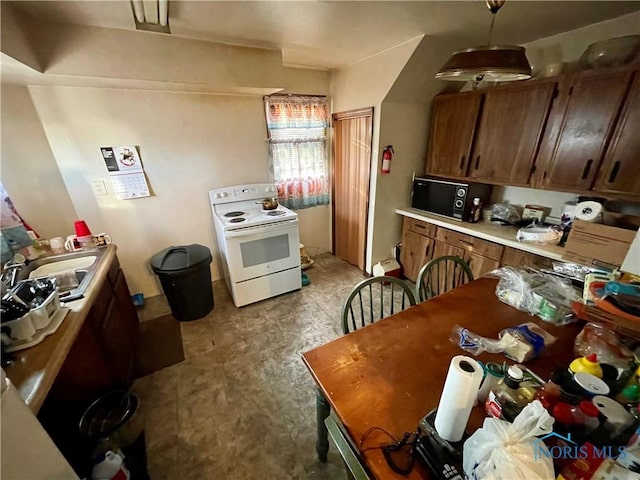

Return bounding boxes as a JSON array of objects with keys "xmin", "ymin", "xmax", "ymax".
[{"xmin": 436, "ymin": 45, "xmax": 532, "ymax": 82}]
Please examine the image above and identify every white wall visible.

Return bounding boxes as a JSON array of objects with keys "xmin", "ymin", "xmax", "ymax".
[{"xmin": 1, "ymin": 83, "xmax": 77, "ymax": 238}]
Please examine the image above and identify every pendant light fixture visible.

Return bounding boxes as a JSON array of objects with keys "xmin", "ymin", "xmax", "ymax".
[{"xmin": 436, "ymin": 0, "xmax": 531, "ymax": 82}]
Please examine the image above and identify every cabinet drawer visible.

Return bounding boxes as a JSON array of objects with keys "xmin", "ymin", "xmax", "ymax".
[
  {"xmin": 405, "ymin": 218, "xmax": 437, "ymax": 238},
  {"xmin": 501, "ymin": 247, "xmax": 553, "ymax": 269},
  {"xmin": 435, "ymin": 227, "xmax": 504, "ymax": 261}
]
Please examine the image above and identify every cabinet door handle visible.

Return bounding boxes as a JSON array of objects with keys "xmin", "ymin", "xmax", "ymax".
[
  {"xmin": 459, "ymin": 239, "xmax": 474, "ymax": 248},
  {"xmin": 414, "ymin": 224, "xmax": 425, "ymax": 230},
  {"xmin": 474, "ymin": 155, "xmax": 481, "ymax": 170},
  {"xmin": 581, "ymin": 159, "xmax": 593, "ymax": 180},
  {"xmin": 459, "ymin": 155, "xmax": 466, "ymax": 171},
  {"xmin": 425, "ymin": 244, "xmax": 430, "ymax": 257},
  {"xmin": 608, "ymin": 161, "xmax": 621, "ymax": 184}
]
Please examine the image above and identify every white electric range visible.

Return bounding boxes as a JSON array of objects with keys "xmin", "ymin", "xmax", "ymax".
[{"xmin": 209, "ymin": 183, "xmax": 301, "ymax": 307}]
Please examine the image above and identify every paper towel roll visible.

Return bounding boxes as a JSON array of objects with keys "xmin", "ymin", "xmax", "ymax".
[
  {"xmin": 575, "ymin": 201, "xmax": 603, "ymax": 222},
  {"xmin": 434, "ymin": 355, "xmax": 484, "ymax": 442}
]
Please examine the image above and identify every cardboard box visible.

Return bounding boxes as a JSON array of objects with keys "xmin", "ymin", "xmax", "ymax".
[{"xmin": 563, "ymin": 221, "xmax": 637, "ymax": 269}]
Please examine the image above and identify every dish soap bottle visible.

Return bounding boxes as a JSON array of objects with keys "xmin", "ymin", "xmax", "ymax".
[{"xmin": 469, "ymin": 198, "xmax": 482, "ymax": 223}]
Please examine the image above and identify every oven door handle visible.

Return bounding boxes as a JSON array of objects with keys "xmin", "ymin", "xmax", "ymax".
[{"xmin": 224, "ymin": 219, "xmax": 298, "ymax": 238}]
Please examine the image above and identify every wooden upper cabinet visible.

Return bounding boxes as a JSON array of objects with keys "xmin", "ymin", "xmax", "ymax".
[
  {"xmin": 536, "ymin": 70, "xmax": 633, "ymax": 191},
  {"xmin": 593, "ymin": 71, "xmax": 640, "ymax": 197},
  {"xmin": 426, "ymin": 92, "xmax": 482, "ymax": 178},
  {"xmin": 469, "ymin": 82, "xmax": 556, "ymax": 186}
]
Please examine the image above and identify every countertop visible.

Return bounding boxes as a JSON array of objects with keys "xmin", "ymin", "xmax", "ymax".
[
  {"xmin": 3, "ymin": 245, "xmax": 117, "ymax": 413},
  {"xmin": 396, "ymin": 207, "xmax": 566, "ymax": 261}
]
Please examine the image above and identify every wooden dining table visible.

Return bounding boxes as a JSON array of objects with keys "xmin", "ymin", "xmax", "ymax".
[{"xmin": 302, "ymin": 277, "xmax": 583, "ymax": 479}]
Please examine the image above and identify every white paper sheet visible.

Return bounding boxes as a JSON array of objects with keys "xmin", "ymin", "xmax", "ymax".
[{"xmin": 100, "ymin": 146, "xmax": 151, "ymax": 200}]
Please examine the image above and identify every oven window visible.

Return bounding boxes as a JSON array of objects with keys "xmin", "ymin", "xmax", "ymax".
[{"xmin": 240, "ymin": 234, "xmax": 291, "ymax": 267}]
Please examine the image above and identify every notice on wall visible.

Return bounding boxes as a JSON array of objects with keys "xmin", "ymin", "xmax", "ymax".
[{"xmin": 100, "ymin": 146, "xmax": 150, "ymax": 200}]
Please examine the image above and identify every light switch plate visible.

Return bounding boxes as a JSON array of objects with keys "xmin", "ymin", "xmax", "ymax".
[{"xmin": 91, "ymin": 180, "xmax": 108, "ymax": 196}]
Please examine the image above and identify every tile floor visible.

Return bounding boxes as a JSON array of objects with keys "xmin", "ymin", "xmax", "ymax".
[{"xmin": 133, "ymin": 253, "xmax": 368, "ymax": 479}]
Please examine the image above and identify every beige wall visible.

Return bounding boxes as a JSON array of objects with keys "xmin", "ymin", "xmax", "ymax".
[
  {"xmin": 371, "ymin": 36, "xmax": 468, "ymax": 266},
  {"xmin": 1, "ymin": 83, "xmax": 77, "ymax": 237},
  {"xmin": 282, "ymin": 67, "xmax": 333, "ymax": 254},
  {"xmin": 330, "ymin": 36, "xmax": 423, "ymax": 272},
  {"xmin": 523, "ymin": 11, "xmax": 640, "ymax": 74},
  {"xmin": 25, "ymin": 74, "xmax": 329, "ymax": 297}
]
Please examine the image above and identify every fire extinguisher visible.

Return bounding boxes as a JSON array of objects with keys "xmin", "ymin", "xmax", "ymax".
[{"xmin": 381, "ymin": 145, "xmax": 394, "ymax": 175}]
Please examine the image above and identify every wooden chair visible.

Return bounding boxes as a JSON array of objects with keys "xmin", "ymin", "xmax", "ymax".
[
  {"xmin": 415, "ymin": 255, "xmax": 474, "ymax": 302},
  {"xmin": 316, "ymin": 276, "xmax": 416, "ymax": 464},
  {"xmin": 341, "ymin": 276, "xmax": 417, "ymax": 334}
]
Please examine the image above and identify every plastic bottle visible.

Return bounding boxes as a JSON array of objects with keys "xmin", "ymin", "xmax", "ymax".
[
  {"xmin": 469, "ymin": 198, "xmax": 482, "ymax": 223},
  {"xmin": 91, "ymin": 450, "xmax": 130, "ymax": 480},
  {"xmin": 572, "ymin": 401, "xmax": 601, "ymax": 439},
  {"xmin": 533, "ymin": 371, "xmax": 563, "ymax": 412},
  {"xmin": 569, "ymin": 353, "xmax": 603, "ymax": 379},
  {"xmin": 485, "ymin": 365, "xmax": 529, "ymax": 421}
]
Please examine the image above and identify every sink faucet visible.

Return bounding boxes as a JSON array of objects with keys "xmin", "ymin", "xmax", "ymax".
[{"xmin": 1, "ymin": 261, "xmax": 25, "ymax": 290}]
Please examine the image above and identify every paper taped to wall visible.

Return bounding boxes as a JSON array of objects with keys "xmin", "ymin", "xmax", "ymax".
[{"xmin": 100, "ymin": 146, "xmax": 150, "ymax": 200}]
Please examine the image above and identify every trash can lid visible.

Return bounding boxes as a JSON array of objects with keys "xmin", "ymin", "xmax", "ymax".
[{"xmin": 150, "ymin": 244, "xmax": 212, "ymax": 273}]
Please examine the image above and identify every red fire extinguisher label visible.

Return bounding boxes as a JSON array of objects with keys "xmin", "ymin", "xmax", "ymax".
[{"xmin": 381, "ymin": 145, "xmax": 394, "ymax": 174}]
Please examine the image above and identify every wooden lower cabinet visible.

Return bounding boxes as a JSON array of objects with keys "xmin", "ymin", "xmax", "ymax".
[
  {"xmin": 38, "ymin": 257, "xmax": 140, "ymax": 478},
  {"xmin": 500, "ymin": 246, "xmax": 554, "ymax": 269},
  {"xmin": 400, "ymin": 230, "xmax": 435, "ymax": 282},
  {"xmin": 400, "ymin": 217, "xmax": 556, "ymax": 285},
  {"xmin": 466, "ymin": 251, "xmax": 500, "ymax": 279}
]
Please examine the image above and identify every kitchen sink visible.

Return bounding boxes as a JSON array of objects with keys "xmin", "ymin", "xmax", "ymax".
[{"xmin": 15, "ymin": 248, "xmax": 107, "ymax": 301}]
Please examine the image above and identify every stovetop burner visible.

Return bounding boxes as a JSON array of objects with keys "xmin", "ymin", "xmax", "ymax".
[
  {"xmin": 266, "ymin": 210, "xmax": 286, "ymax": 216},
  {"xmin": 229, "ymin": 217, "xmax": 246, "ymax": 223},
  {"xmin": 224, "ymin": 211, "xmax": 245, "ymax": 218}
]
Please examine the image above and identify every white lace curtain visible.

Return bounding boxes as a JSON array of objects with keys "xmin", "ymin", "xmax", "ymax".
[{"xmin": 264, "ymin": 95, "xmax": 330, "ymax": 209}]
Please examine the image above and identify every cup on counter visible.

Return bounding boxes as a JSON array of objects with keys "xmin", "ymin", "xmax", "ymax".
[
  {"xmin": 78, "ymin": 235, "xmax": 96, "ymax": 249},
  {"xmin": 94, "ymin": 233, "xmax": 112, "ymax": 247},
  {"xmin": 65, "ymin": 235, "xmax": 82, "ymax": 252},
  {"xmin": 50, "ymin": 237, "xmax": 66, "ymax": 255}
]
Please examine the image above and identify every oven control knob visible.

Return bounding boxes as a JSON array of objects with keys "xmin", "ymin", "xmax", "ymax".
[
  {"xmin": 454, "ymin": 199, "xmax": 464, "ymax": 209},
  {"xmin": 222, "ymin": 192, "xmax": 229, "ymax": 197},
  {"xmin": 214, "ymin": 193, "xmax": 222, "ymax": 198},
  {"xmin": 456, "ymin": 188, "xmax": 466, "ymax": 198}
]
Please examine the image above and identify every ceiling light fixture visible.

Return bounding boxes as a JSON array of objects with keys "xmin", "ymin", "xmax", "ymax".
[
  {"xmin": 130, "ymin": 0, "xmax": 171, "ymax": 34},
  {"xmin": 436, "ymin": 0, "xmax": 531, "ymax": 83}
]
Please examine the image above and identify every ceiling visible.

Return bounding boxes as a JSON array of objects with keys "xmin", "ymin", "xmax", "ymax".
[{"xmin": 8, "ymin": 1, "xmax": 640, "ymax": 69}]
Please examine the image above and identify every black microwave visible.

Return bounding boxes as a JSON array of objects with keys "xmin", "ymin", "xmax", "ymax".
[{"xmin": 411, "ymin": 177, "xmax": 492, "ymax": 221}]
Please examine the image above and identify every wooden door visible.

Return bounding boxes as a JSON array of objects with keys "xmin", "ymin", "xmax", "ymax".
[
  {"xmin": 425, "ymin": 92, "xmax": 482, "ymax": 178},
  {"xmin": 470, "ymin": 82, "xmax": 556, "ymax": 186},
  {"xmin": 594, "ymin": 71, "xmax": 640, "ymax": 197},
  {"xmin": 537, "ymin": 70, "xmax": 632, "ymax": 191},
  {"xmin": 466, "ymin": 252, "xmax": 500, "ymax": 279},
  {"xmin": 333, "ymin": 108, "xmax": 373, "ymax": 270},
  {"xmin": 400, "ymin": 231, "xmax": 434, "ymax": 282}
]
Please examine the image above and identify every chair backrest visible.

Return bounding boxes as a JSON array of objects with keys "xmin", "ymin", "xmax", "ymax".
[
  {"xmin": 341, "ymin": 276, "xmax": 417, "ymax": 334},
  {"xmin": 415, "ymin": 255, "xmax": 474, "ymax": 302}
]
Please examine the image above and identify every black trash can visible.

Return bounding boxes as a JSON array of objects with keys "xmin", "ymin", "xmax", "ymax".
[
  {"xmin": 150, "ymin": 244, "xmax": 213, "ymax": 321},
  {"xmin": 79, "ymin": 390, "xmax": 148, "ymax": 480}
]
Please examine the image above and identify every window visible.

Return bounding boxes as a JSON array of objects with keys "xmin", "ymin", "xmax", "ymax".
[{"xmin": 264, "ymin": 95, "xmax": 330, "ymax": 209}]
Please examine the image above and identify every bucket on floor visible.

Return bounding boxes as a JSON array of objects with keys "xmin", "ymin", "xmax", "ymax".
[
  {"xmin": 150, "ymin": 244, "xmax": 213, "ymax": 321},
  {"xmin": 79, "ymin": 390, "xmax": 148, "ymax": 479}
]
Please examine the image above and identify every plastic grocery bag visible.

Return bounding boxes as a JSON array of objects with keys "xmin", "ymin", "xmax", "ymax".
[{"xmin": 463, "ymin": 401, "xmax": 555, "ymax": 480}]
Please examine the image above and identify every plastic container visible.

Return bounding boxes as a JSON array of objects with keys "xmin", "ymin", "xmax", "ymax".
[
  {"xmin": 150, "ymin": 244, "xmax": 213, "ymax": 321},
  {"xmin": 569, "ymin": 353, "xmax": 603, "ymax": 379},
  {"xmin": 79, "ymin": 390, "xmax": 147, "ymax": 479}
]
